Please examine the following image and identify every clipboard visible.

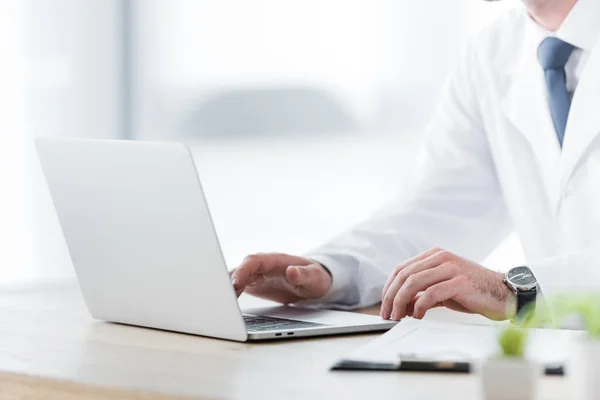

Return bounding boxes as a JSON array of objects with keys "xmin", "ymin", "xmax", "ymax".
[{"xmin": 330, "ymin": 319, "xmax": 579, "ymax": 376}]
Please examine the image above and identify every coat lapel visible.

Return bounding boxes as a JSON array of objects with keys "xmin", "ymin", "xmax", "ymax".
[
  {"xmin": 559, "ymin": 39, "xmax": 600, "ymax": 191},
  {"xmin": 500, "ymin": 42, "xmax": 562, "ymax": 199}
]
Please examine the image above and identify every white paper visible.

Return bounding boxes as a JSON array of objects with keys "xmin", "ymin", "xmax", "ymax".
[{"xmin": 339, "ymin": 318, "xmax": 583, "ymax": 367}]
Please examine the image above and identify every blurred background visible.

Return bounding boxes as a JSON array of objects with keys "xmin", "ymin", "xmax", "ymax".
[{"xmin": 1, "ymin": 0, "xmax": 525, "ymax": 284}]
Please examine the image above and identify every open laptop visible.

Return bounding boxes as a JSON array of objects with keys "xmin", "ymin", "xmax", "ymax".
[{"xmin": 35, "ymin": 137, "xmax": 397, "ymax": 341}]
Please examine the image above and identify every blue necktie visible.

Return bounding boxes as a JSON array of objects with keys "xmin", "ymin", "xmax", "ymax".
[{"xmin": 537, "ymin": 37, "xmax": 575, "ymax": 147}]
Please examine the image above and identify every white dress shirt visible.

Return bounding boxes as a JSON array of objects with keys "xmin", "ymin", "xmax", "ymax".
[
  {"xmin": 527, "ymin": 0, "xmax": 597, "ymax": 95},
  {"xmin": 303, "ymin": 0, "xmax": 600, "ymax": 310}
]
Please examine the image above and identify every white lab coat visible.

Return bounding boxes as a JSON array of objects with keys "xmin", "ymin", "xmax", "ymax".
[{"xmin": 306, "ymin": 9, "xmax": 600, "ymax": 310}]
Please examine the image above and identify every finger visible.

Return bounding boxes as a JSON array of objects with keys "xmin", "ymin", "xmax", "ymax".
[
  {"xmin": 404, "ymin": 293, "xmax": 443, "ymax": 316},
  {"xmin": 389, "ymin": 263, "xmax": 456, "ymax": 320},
  {"xmin": 381, "ymin": 247, "xmax": 442, "ymax": 301},
  {"xmin": 412, "ymin": 279, "xmax": 460, "ymax": 320},
  {"xmin": 381, "ymin": 250, "xmax": 452, "ymax": 319},
  {"xmin": 285, "ymin": 264, "xmax": 332, "ymax": 299},
  {"xmin": 233, "ymin": 268, "xmax": 266, "ymax": 293},
  {"xmin": 230, "ymin": 255, "xmax": 266, "ymax": 294},
  {"xmin": 231, "ymin": 253, "xmax": 310, "ymax": 294},
  {"xmin": 405, "ymin": 296, "xmax": 418, "ymax": 318},
  {"xmin": 229, "ymin": 270, "xmax": 243, "ymax": 297}
]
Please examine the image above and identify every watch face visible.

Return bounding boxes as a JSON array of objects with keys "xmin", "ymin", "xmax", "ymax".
[{"xmin": 507, "ymin": 266, "xmax": 536, "ymax": 289}]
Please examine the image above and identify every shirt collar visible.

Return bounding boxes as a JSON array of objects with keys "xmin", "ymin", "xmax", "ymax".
[
  {"xmin": 557, "ymin": 0, "xmax": 600, "ymax": 52},
  {"xmin": 525, "ymin": 0, "xmax": 600, "ymax": 53}
]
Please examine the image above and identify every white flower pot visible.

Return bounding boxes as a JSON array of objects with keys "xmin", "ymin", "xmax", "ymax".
[
  {"xmin": 569, "ymin": 336, "xmax": 600, "ymax": 400},
  {"xmin": 480, "ymin": 357, "xmax": 538, "ymax": 400}
]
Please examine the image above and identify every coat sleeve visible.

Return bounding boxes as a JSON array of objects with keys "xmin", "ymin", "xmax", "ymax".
[
  {"xmin": 302, "ymin": 42, "xmax": 513, "ymax": 310},
  {"xmin": 529, "ymin": 251, "xmax": 600, "ymax": 325},
  {"xmin": 532, "ymin": 252, "xmax": 600, "ymax": 298}
]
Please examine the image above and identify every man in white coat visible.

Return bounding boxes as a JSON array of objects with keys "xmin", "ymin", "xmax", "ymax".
[{"xmin": 231, "ymin": 0, "xmax": 600, "ymax": 322}]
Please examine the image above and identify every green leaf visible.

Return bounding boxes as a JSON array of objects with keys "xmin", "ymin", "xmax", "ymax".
[{"xmin": 498, "ymin": 325, "xmax": 528, "ymax": 357}]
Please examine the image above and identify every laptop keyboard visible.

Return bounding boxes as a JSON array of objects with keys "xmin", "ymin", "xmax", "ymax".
[{"xmin": 243, "ymin": 315, "xmax": 324, "ymax": 332}]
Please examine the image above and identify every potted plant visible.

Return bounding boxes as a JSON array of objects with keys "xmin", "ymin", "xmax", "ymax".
[
  {"xmin": 550, "ymin": 294, "xmax": 600, "ymax": 400},
  {"xmin": 480, "ymin": 324, "xmax": 538, "ymax": 400}
]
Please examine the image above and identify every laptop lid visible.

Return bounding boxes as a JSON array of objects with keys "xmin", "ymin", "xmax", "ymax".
[{"xmin": 35, "ymin": 137, "xmax": 248, "ymax": 341}]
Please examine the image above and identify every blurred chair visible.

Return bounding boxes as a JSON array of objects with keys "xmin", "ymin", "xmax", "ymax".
[{"xmin": 185, "ymin": 87, "xmax": 359, "ymax": 137}]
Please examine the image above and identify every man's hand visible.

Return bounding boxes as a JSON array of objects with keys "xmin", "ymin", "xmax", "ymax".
[
  {"xmin": 380, "ymin": 248, "xmax": 516, "ymax": 321},
  {"xmin": 230, "ymin": 253, "xmax": 333, "ymax": 304}
]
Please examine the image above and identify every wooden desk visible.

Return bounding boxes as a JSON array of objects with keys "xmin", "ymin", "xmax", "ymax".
[{"xmin": 0, "ymin": 282, "xmax": 566, "ymax": 400}]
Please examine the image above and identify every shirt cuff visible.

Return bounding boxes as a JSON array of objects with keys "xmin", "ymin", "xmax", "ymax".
[{"xmin": 295, "ymin": 254, "xmax": 353, "ymax": 308}]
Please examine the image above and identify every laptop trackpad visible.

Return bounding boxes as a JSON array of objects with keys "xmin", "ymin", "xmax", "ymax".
[{"xmin": 242, "ymin": 305, "xmax": 386, "ymax": 327}]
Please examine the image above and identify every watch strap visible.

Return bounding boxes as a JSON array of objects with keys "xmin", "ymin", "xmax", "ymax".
[{"xmin": 516, "ymin": 286, "xmax": 537, "ymax": 319}]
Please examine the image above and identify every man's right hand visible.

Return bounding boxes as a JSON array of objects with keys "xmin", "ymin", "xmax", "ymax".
[{"xmin": 229, "ymin": 253, "xmax": 333, "ymax": 304}]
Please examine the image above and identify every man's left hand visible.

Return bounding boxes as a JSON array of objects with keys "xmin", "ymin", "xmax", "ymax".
[{"xmin": 380, "ymin": 248, "xmax": 516, "ymax": 321}]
